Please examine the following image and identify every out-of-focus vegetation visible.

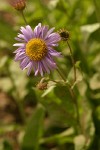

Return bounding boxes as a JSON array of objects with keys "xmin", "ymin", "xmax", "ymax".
[{"xmin": 0, "ymin": 0, "xmax": 100, "ymax": 150}]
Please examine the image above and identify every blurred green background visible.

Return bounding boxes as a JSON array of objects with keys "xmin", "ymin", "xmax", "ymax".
[{"xmin": 0, "ymin": 0, "xmax": 100, "ymax": 150}]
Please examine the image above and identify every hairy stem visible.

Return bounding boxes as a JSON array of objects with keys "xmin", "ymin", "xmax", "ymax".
[
  {"xmin": 69, "ymin": 88, "xmax": 81, "ymax": 133},
  {"xmin": 67, "ymin": 41, "xmax": 76, "ymax": 83},
  {"xmin": 56, "ymin": 67, "xmax": 66, "ymax": 82},
  {"xmin": 20, "ymin": 10, "xmax": 28, "ymax": 25},
  {"xmin": 56, "ymin": 67, "xmax": 81, "ymax": 134}
]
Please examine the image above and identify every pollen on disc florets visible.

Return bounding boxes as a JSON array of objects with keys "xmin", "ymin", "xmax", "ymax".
[
  {"xmin": 26, "ymin": 38, "xmax": 47, "ymax": 61},
  {"xmin": 58, "ymin": 29, "xmax": 70, "ymax": 41}
]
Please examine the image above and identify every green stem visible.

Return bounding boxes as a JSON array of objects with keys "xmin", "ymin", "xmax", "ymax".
[
  {"xmin": 69, "ymin": 88, "xmax": 81, "ymax": 133},
  {"xmin": 56, "ymin": 66, "xmax": 81, "ymax": 134},
  {"xmin": 56, "ymin": 67, "xmax": 66, "ymax": 82},
  {"xmin": 20, "ymin": 10, "xmax": 28, "ymax": 25},
  {"xmin": 67, "ymin": 41, "xmax": 76, "ymax": 83}
]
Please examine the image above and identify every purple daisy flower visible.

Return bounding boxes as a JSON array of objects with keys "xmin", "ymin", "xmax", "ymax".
[{"xmin": 13, "ymin": 23, "xmax": 61, "ymax": 76}]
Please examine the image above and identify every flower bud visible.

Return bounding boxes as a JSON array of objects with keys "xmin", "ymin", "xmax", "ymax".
[
  {"xmin": 36, "ymin": 82, "xmax": 48, "ymax": 90},
  {"xmin": 58, "ymin": 29, "xmax": 70, "ymax": 41},
  {"xmin": 36, "ymin": 78, "xmax": 48, "ymax": 90},
  {"xmin": 8, "ymin": 0, "xmax": 26, "ymax": 11}
]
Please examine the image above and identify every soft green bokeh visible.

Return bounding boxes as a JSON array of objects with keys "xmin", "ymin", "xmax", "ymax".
[{"xmin": 0, "ymin": 0, "xmax": 100, "ymax": 150}]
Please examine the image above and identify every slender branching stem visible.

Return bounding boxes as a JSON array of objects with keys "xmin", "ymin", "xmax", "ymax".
[
  {"xmin": 67, "ymin": 41, "xmax": 76, "ymax": 83},
  {"xmin": 20, "ymin": 10, "xmax": 28, "ymax": 25},
  {"xmin": 56, "ymin": 66, "xmax": 82, "ymax": 134},
  {"xmin": 56, "ymin": 67, "xmax": 66, "ymax": 82},
  {"xmin": 69, "ymin": 88, "xmax": 81, "ymax": 133}
]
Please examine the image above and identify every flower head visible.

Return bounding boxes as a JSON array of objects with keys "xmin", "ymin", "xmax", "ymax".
[
  {"xmin": 8, "ymin": 0, "xmax": 26, "ymax": 11},
  {"xmin": 36, "ymin": 81, "xmax": 48, "ymax": 90},
  {"xmin": 58, "ymin": 29, "xmax": 70, "ymax": 41},
  {"xmin": 13, "ymin": 23, "xmax": 61, "ymax": 76}
]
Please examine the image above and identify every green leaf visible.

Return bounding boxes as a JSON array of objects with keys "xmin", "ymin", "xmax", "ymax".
[
  {"xmin": 78, "ymin": 100, "xmax": 95, "ymax": 149},
  {"xmin": 68, "ymin": 67, "xmax": 83, "ymax": 88},
  {"xmin": 21, "ymin": 104, "xmax": 45, "ymax": 150},
  {"xmin": 42, "ymin": 85, "xmax": 56, "ymax": 97},
  {"xmin": 3, "ymin": 140, "xmax": 13, "ymax": 150},
  {"xmin": 81, "ymin": 23, "xmax": 100, "ymax": 34},
  {"xmin": 52, "ymin": 85, "xmax": 76, "ymax": 126},
  {"xmin": 54, "ymin": 85, "xmax": 72, "ymax": 102},
  {"xmin": 89, "ymin": 73, "xmax": 100, "ymax": 90},
  {"xmin": 74, "ymin": 135, "xmax": 86, "ymax": 150},
  {"xmin": 80, "ymin": 23, "xmax": 100, "ymax": 42},
  {"xmin": 40, "ymin": 127, "xmax": 74, "ymax": 145},
  {"xmin": 75, "ymin": 61, "xmax": 81, "ymax": 68}
]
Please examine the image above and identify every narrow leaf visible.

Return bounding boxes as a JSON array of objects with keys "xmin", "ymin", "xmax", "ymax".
[{"xmin": 21, "ymin": 104, "xmax": 45, "ymax": 150}]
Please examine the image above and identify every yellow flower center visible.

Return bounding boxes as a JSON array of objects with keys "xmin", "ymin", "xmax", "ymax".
[{"xmin": 26, "ymin": 38, "xmax": 47, "ymax": 61}]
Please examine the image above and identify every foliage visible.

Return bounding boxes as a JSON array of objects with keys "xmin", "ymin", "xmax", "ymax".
[{"xmin": 0, "ymin": 0, "xmax": 100, "ymax": 150}]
